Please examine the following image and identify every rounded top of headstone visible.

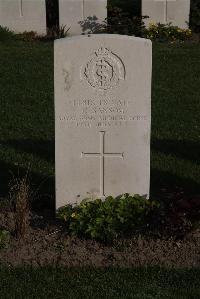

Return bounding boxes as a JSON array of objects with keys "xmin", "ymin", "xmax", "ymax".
[{"xmin": 54, "ymin": 34, "xmax": 152, "ymax": 47}]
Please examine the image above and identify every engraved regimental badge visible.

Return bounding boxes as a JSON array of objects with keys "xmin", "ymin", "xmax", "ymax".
[{"xmin": 82, "ymin": 47, "xmax": 125, "ymax": 91}]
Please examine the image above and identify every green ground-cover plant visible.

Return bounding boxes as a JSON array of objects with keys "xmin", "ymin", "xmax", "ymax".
[
  {"xmin": 144, "ymin": 22, "xmax": 192, "ymax": 42},
  {"xmin": 57, "ymin": 194, "xmax": 159, "ymax": 242}
]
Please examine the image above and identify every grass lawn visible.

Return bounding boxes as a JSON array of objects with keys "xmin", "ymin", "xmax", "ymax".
[
  {"xmin": 0, "ymin": 41, "xmax": 54, "ymax": 208},
  {"xmin": 0, "ymin": 40, "xmax": 199, "ymax": 208},
  {"xmin": 0, "ymin": 267, "xmax": 200, "ymax": 298},
  {"xmin": 151, "ymin": 42, "xmax": 200, "ymax": 197},
  {"xmin": 0, "ymin": 39, "xmax": 200, "ymax": 298}
]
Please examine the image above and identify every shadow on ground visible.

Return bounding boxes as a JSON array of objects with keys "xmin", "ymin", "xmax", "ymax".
[
  {"xmin": 0, "ymin": 139, "xmax": 55, "ymax": 211},
  {"xmin": 151, "ymin": 138, "xmax": 200, "ymax": 197},
  {"xmin": 0, "ymin": 138, "xmax": 199, "ymax": 211},
  {"xmin": 152, "ymin": 139, "xmax": 200, "ymax": 165},
  {"xmin": 1, "ymin": 139, "xmax": 54, "ymax": 163}
]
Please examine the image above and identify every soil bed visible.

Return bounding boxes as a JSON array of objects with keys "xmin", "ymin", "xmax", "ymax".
[{"xmin": 0, "ymin": 208, "xmax": 200, "ymax": 268}]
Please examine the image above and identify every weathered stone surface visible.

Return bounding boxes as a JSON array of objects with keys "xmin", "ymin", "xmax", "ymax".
[
  {"xmin": 0, "ymin": 0, "xmax": 46, "ymax": 34},
  {"xmin": 59, "ymin": 0, "xmax": 107, "ymax": 36},
  {"xmin": 55, "ymin": 34, "xmax": 152, "ymax": 208},
  {"xmin": 142, "ymin": 0, "xmax": 190, "ymax": 29}
]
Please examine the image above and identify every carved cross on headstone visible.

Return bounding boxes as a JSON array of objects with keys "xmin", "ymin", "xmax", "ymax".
[
  {"xmin": 81, "ymin": 131, "xmax": 124, "ymax": 198},
  {"xmin": 82, "ymin": 0, "xmax": 85, "ymax": 20},
  {"xmin": 19, "ymin": 0, "xmax": 23, "ymax": 17},
  {"xmin": 154, "ymin": 0, "xmax": 177, "ymax": 23}
]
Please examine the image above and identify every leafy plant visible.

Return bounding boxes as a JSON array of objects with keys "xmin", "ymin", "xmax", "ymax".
[
  {"xmin": 0, "ymin": 230, "xmax": 10, "ymax": 250},
  {"xmin": 57, "ymin": 194, "xmax": 159, "ymax": 242},
  {"xmin": 0, "ymin": 26, "xmax": 15, "ymax": 41},
  {"xmin": 107, "ymin": 4, "xmax": 146, "ymax": 36},
  {"xmin": 78, "ymin": 16, "xmax": 107, "ymax": 34},
  {"xmin": 144, "ymin": 22, "xmax": 192, "ymax": 42},
  {"xmin": 47, "ymin": 25, "xmax": 70, "ymax": 39},
  {"xmin": 16, "ymin": 31, "xmax": 37, "ymax": 42}
]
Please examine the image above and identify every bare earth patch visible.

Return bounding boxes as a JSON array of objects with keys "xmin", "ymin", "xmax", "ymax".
[{"xmin": 0, "ymin": 209, "xmax": 200, "ymax": 268}]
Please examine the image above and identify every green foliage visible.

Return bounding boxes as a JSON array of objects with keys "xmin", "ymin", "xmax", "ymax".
[
  {"xmin": 57, "ymin": 194, "xmax": 159, "ymax": 242},
  {"xmin": 144, "ymin": 22, "xmax": 192, "ymax": 42},
  {"xmin": 16, "ymin": 26, "xmax": 70, "ymax": 42},
  {"xmin": 107, "ymin": 2, "xmax": 194, "ymax": 41},
  {"xmin": 78, "ymin": 16, "xmax": 107, "ymax": 34},
  {"xmin": 47, "ymin": 25, "xmax": 70, "ymax": 39},
  {"xmin": 0, "ymin": 230, "xmax": 10, "ymax": 250},
  {"xmin": 0, "ymin": 26, "xmax": 15, "ymax": 41},
  {"xmin": 107, "ymin": 4, "xmax": 146, "ymax": 36},
  {"xmin": 16, "ymin": 31, "xmax": 37, "ymax": 42},
  {"xmin": 190, "ymin": 0, "xmax": 200, "ymax": 33}
]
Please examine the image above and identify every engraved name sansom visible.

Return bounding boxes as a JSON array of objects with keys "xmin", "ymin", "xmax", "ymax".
[{"xmin": 82, "ymin": 47, "xmax": 126, "ymax": 91}]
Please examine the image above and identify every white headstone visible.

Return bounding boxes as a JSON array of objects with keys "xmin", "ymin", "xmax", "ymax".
[
  {"xmin": 55, "ymin": 34, "xmax": 152, "ymax": 209},
  {"xmin": 59, "ymin": 0, "xmax": 107, "ymax": 36},
  {"xmin": 0, "ymin": 0, "xmax": 46, "ymax": 34},
  {"xmin": 142, "ymin": 0, "xmax": 190, "ymax": 29}
]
